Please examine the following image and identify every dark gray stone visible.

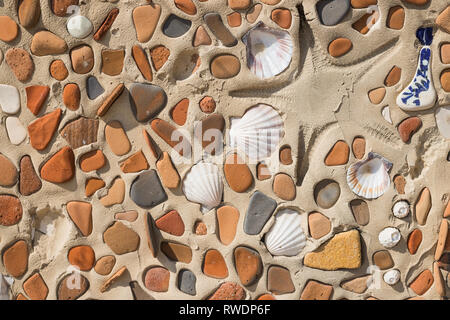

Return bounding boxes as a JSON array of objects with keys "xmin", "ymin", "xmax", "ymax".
[
  {"xmin": 244, "ymin": 191, "xmax": 277, "ymax": 235},
  {"xmin": 177, "ymin": 269, "xmax": 196, "ymax": 296},
  {"xmin": 316, "ymin": 0, "xmax": 350, "ymax": 26},
  {"xmin": 129, "ymin": 83, "xmax": 167, "ymax": 122},
  {"xmin": 86, "ymin": 76, "xmax": 104, "ymax": 100},
  {"xmin": 162, "ymin": 14, "xmax": 192, "ymax": 38},
  {"xmin": 130, "ymin": 170, "xmax": 168, "ymax": 208}
]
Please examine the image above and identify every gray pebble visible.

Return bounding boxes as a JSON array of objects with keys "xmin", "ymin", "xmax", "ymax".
[
  {"xmin": 244, "ymin": 191, "xmax": 277, "ymax": 235},
  {"xmin": 177, "ymin": 269, "xmax": 196, "ymax": 296},
  {"xmin": 163, "ymin": 14, "xmax": 192, "ymax": 38},
  {"xmin": 130, "ymin": 170, "xmax": 168, "ymax": 208},
  {"xmin": 316, "ymin": 0, "xmax": 350, "ymax": 26},
  {"xmin": 86, "ymin": 76, "xmax": 104, "ymax": 100}
]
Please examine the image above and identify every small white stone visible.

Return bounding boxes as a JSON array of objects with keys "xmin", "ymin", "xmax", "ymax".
[
  {"xmin": 435, "ymin": 105, "xmax": 450, "ymax": 139},
  {"xmin": 392, "ymin": 200, "xmax": 410, "ymax": 218},
  {"xmin": 381, "ymin": 106, "xmax": 392, "ymax": 124},
  {"xmin": 383, "ymin": 269, "xmax": 400, "ymax": 285},
  {"xmin": 6, "ymin": 117, "xmax": 27, "ymax": 145},
  {"xmin": 0, "ymin": 84, "xmax": 20, "ymax": 114},
  {"xmin": 67, "ymin": 15, "xmax": 93, "ymax": 39},
  {"xmin": 378, "ymin": 227, "xmax": 401, "ymax": 248}
]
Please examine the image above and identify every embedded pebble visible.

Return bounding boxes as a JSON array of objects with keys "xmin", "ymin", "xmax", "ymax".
[
  {"xmin": 177, "ymin": 270, "xmax": 196, "ymax": 296},
  {"xmin": 280, "ymin": 146, "xmax": 293, "ymax": 165},
  {"xmin": 227, "ymin": 12, "xmax": 242, "ymax": 28},
  {"xmin": 384, "ymin": 270, "xmax": 401, "ymax": 285},
  {"xmin": 40, "ymin": 147, "xmax": 75, "ymax": 183},
  {"xmin": 66, "ymin": 201, "xmax": 92, "ymax": 236},
  {"xmin": 0, "ymin": 195, "xmax": 23, "ymax": 226},
  {"xmin": 341, "ymin": 275, "xmax": 371, "ymax": 294},
  {"xmin": 244, "ymin": 191, "xmax": 277, "ymax": 235},
  {"xmin": 204, "ymin": 13, "xmax": 237, "ymax": 47},
  {"xmin": 199, "ymin": 96, "xmax": 216, "ymax": 113},
  {"xmin": 26, "ymin": 86, "xmax": 50, "ymax": 116},
  {"xmin": 50, "ymin": 60, "xmax": 68, "ymax": 81},
  {"xmin": 102, "ymin": 49, "xmax": 125, "ymax": 76},
  {"xmin": 352, "ymin": 137, "xmax": 365, "ymax": 159},
  {"xmin": 23, "ymin": 273, "xmax": 48, "ymax": 300},
  {"xmin": 217, "ymin": 205, "xmax": 239, "ymax": 245},
  {"xmin": 60, "ymin": 117, "xmax": 99, "ymax": 149},
  {"xmin": 86, "ymin": 76, "xmax": 104, "ymax": 100},
  {"xmin": 208, "ymin": 282, "xmax": 245, "ymax": 300},
  {"xmin": 387, "ymin": 6, "xmax": 405, "ymax": 30},
  {"xmin": 130, "ymin": 170, "xmax": 168, "ymax": 208},
  {"xmin": 94, "ymin": 256, "xmax": 116, "ymax": 276},
  {"xmin": 441, "ymin": 69, "xmax": 450, "ymax": 92},
  {"xmin": 210, "ymin": 54, "xmax": 240, "ymax": 79},
  {"xmin": 94, "ymin": 8, "xmax": 119, "ymax": 41},
  {"xmin": 100, "ymin": 178, "xmax": 125, "ymax": 207},
  {"xmin": 415, "ymin": 187, "xmax": 431, "ymax": 226},
  {"xmin": 436, "ymin": 6, "xmax": 450, "ymax": 33},
  {"xmin": 408, "ymin": 229, "xmax": 422, "ymax": 255},
  {"xmin": 150, "ymin": 45, "xmax": 170, "ymax": 71},
  {"xmin": 234, "ymin": 247, "xmax": 262, "ymax": 286},
  {"xmin": 79, "ymin": 150, "xmax": 106, "ymax": 173},
  {"xmin": 301, "ymin": 280, "xmax": 333, "ymax": 300},
  {"xmin": 393, "ymin": 175, "xmax": 406, "ymax": 194},
  {"xmin": 68, "ymin": 245, "xmax": 95, "ymax": 271},
  {"xmin": 271, "ymin": 9, "xmax": 292, "ymax": 29},
  {"xmin": 57, "ymin": 272, "xmax": 89, "ymax": 300},
  {"xmin": 434, "ymin": 219, "xmax": 448, "ymax": 261},
  {"xmin": 316, "ymin": 0, "xmax": 350, "ymax": 26},
  {"xmin": 324, "ymin": 140, "xmax": 349, "ymax": 166},
  {"xmin": 398, "ymin": 117, "xmax": 422, "ymax": 143},
  {"xmin": 133, "ymin": 5, "xmax": 161, "ymax": 43},
  {"xmin": 384, "ymin": 66, "xmax": 401, "ymax": 87},
  {"xmin": 103, "ymin": 222, "xmax": 140, "ymax": 255},
  {"xmin": 368, "ymin": 87, "xmax": 386, "ymax": 104},
  {"xmin": 0, "ymin": 85, "xmax": 20, "ymax": 114},
  {"xmin": 151, "ymin": 118, "xmax": 192, "ymax": 156},
  {"xmin": 267, "ymin": 265, "xmax": 294, "ymax": 295},
  {"xmin": 85, "ymin": 178, "xmax": 105, "ymax": 197},
  {"xmin": 19, "ymin": 156, "xmax": 42, "ymax": 196},
  {"xmin": 392, "ymin": 200, "xmax": 410, "ymax": 218},
  {"xmin": 0, "ymin": 16, "xmax": 18, "ymax": 42},
  {"xmin": 3, "ymin": 240, "xmax": 28, "ymax": 278},
  {"xmin": 52, "ymin": 0, "xmax": 79, "ymax": 17},
  {"xmin": 257, "ymin": 162, "xmax": 271, "ymax": 180},
  {"xmin": 114, "ymin": 211, "xmax": 138, "ymax": 222},
  {"xmin": 175, "ymin": 0, "xmax": 197, "ymax": 15},
  {"xmin": 224, "ymin": 153, "xmax": 253, "ymax": 193},
  {"xmin": 194, "ymin": 221, "xmax": 207, "ymax": 235},
  {"xmin": 67, "ymin": 14, "xmax": 93, "ymax": 39},
  {"xmin": 308, "ymin": 212, "xmax": 331, "ymax": 239},
  {"xmin": 132, "ymin": 45, "xmax": 153, "ymax": 81},
  {"xmin": 246, "ymin": 4, "xmax": 262, "ymax": 23},
  {"xmin": 409, "ymin": 269, "xmax": 434, "ymax": 296},
  {"xmin": 378, "ymin": 227, "xmax": 401, "ymax": 248},
  {"xmin": 441, "ymin": 44, "xmax": 450, "ymax": 64},
  {"xmin": 100, "ymin": 266, "xmax": 128, "ymax": 293},
  {"xmin": 155, "ymin": 210, "xmax": 184, "ymax": 236},
  {"xmin": 6, "ymin": 48, "xmax": 34, "ymax": 82},
  {"xmin": 193, "ymin": 26, "xmax": 212, "ymax": 47},
  {"xmin": 372, "ymin": 250, "xmax": 394, "ymax": 270},
  {"xmin": 28, "ymin": 108, "xmax": 62, "ymax": 151},
  {"xmin": 314, "ymin": 179, "xmax": 340, "ymax": 209},
  {"xmin": 203, "ymin": 249, "xmax": 228, "ymax": 278},
  {"xmin": 156, "ymin": 152, "xmax": 180, "ymax": 189},
  {"xmin": 328, "ymin": 38, "xmax": 352, "ymax": 58},
  {"xmin": 163, "ymin": 14, "xmax": 192, "ymax": 38},
  {"xmin": 120, "ymin": 150, "xmax": 149, "ymax": 174},
  {"xmin": 71, "ymin": 45, "xmax": 94, "ymax": 74},
  {"xmin": 129, "ymin": 83, "xmax": 167, "ymax": 122},
  {"xmin": 31, "ymin": 31, "xmax": 67, "ymax": 56},
  {"xmin": 161, "ymin": 242, "xmax": 192, "ymax": 263},
  {"xmin": 6, "ymin": 117, "xmax": 27, "ymax": 145},
  {"xmin": 273, "ymin": 173, "xmax": 296, "ymax": 201},
  {"xmin": 171, "ymin": 98, "xmax": 189, "ymax": 125},
  {"xmin": 105, "ymin": 121, "xmax": 131, "ymax": 156},
  {"xmin": 144, "ymin": 267, "xmax": 169, "ymax": 292},
  {"xmin": 0, "ymin": 154, "xmax": 18, "ymax": 187},
  {"xmin": 18, "ymin": 0, "xmax": 41, "ymax": 28}
]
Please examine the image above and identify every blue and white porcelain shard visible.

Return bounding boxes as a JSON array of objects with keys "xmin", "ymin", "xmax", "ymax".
[
  {"xmin": 347, "ymin": 152, "xmax": 392, "ymax": 199},
  {"xmin": 265, "ymin": 208, "xmax": 306, "ymax": 256},
  {"xmin": 182, "ymin": 161, "xmax": 223, "ymax": 214},
  {"xmin": 229, "ymin": 104, "xmax": 284, "ymax": 162},
  {"xmin": 396, "ymin": 27, "xmax": 436, "ymax": 111},
  {"xmin": 242, "ymin": 22, "xmax": 293, "ymax": 80}
]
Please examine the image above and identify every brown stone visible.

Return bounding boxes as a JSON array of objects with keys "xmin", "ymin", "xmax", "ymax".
[
  {"xmin": 175, "ymin": 0, "xmax": 197, "ymax": 15},
  {"xmin": 132, "ymin": 45, "xmax": 153, "ymax": 81},
  {"xmin": 372, "ymin": 250, "xmax": 394, "ymax": 270},
  {"xmin": 0, "ymin": 195, "xmax": 23, "ymax": 226},
  {"xmin": 435, "ymin": 219, "xmax": 448, "ymax": 261},
  {"xmin": 71, "ymin": 45, "xmax": 94, "ymax": 74},
  {"xmin": 133, "ymin": 5, "xmax": 161, "ymax": 43},
  {"xmin": 103, "ymin": 222, "xmax": 140, "ymax": 255},
  {"xmin": 194, "ymin": 221, "xmax": 207, "ymax": 235},
  {"xmin": 273, "ymin": 173, "xmax": 296, "ymax": 201},
  {"xmin": 100, "ymin": 266, "xmax": 127, "ymax": 293},
  {"xmin": 66, "ymin": 201, "xmax": 93, "ymax": 237},
  {"xmin": 193, "ymin": 26, "xmax": 212, "ymax": 47},
  {"xmin": 407, "ymin": 229, "xmax": 422, "ymax": 254},
  {"xmin": 171, "ymin": 98, "xmax": 189, "ymax": 126},
  {"xmin": 324, "ymin": 140, "xmax": 350, "ymax": 165},
  {"xmin": 280, "ymin": 146, "xmax": 293, "ymax": 165},
  {"xmin": 350, "ymin": 199, "xmax": 370, "ymax": 226},
  {"xmin": 228, "ymin": 0, "xmax": 250, "ymax": 10},
  {"xmin": 436, "ymin": 5, "xmax": 450, "ymax": 33},
  {"xmin": 415, "ymin": 187, "xmax": 431, "ymax": 226},
  {"xmin": 217, "ymin": 206, "xmax": 239, "ymax": 245},
  {"xmin": 224, "ymin": 153, "xmax": 253, "ymax": 193},
  {"xmin": 352, "ymin": 137, "xmax": 366, "ymax": 159},
  {"xmin": 155, "ymin": 210, "xmax": 185, "ymax": 236},
  {"xmin": 156, "ymin": 152, "xmax": 180, "ymax": 188},
  {"xmin": 441, "ymin": 69, "xmax": 450, "ymax": 92},
  {"xmin": 68, "ymin": 245, "xmax": 95, "ymax": 271},
  {"xmin": 208, "ymin": 282, "xmax": 245, "ymax": 300},
  {"xmin": 150, "ymin": 45, "xmax": 170, "ymax": 71},
  {"xmin": 341, "ymin": 275, "xmax": 371, "ymax": 294},
  {"xmin": 246, "ymin": 4, "xmax": 262, "ymax": 23},
  {"xmin": 234, "ymin": 247, "xmax": 262, "ymax": 286},
  {"xmin": 63, "ymin": 83, "xmax": 81, "ymax": 111},
  {"xmin": 40, "ymin": 147, "xmax": 75, "ymax": 183},
  {"xmin": 227, "ymin": 12, "xmax": 242, "ymax": 28},
  {"xmin": 394, "ymin": 175, "xmax": 406, "ymax": 194},
  {"xmin": 267, "ymin": 265, "xmax": 294, "ymax": 295},
  {"xmin": 199, "ymin": 96, "xmax": 216, "ymax": 113},
  {"xmin": 351, "ymin": 0, "xmax": 377, "ymax": 8},
  {"xmin": 387, "ymin": 6, "xmax": 405, "ymax": 30},
  {"xmin": 398, "ymin": 117, "xmax": 422, "ymax": 143},
  {"xmin": 203, "ymin": 249, "xmax": 228, "ymax": 278},
  {"xmin": 28, "ymin": 108, "xmax": 62, "ymax": 150},
  {"xmin": 100, "ymin": 178, "xmax": 125, "ymax": 207},
  {"xmin": 85, "ymin": 178, "xmax": 105, "ymax": 197},
  {"xmin": 96, "ymin": 83, "xmax": 125, "ymax": 117},
  {"xmin": 368, "ymin": 87, "xmax": 386, "ymax": 104},
  {"xmin": 52, "ymin": 0, "xmax": 79, "ymax": 17},
  {"xmin": 102, "ymin": 49, "xmax": 125, "ymax": 76},
  {"xmin": 50, "ymin": 60, "xmax": 68, "ymax": 81},
  {"xmin": 3, "ymin": 240, "xmax": 28, "ymax": 278},
  {"xmin": 57, "ymin": 272, "xmax": 89, "ymax": 300},
  {"xmin": 26, "ymin": 86, "xmax": 50, "ymax": 116},
  {"xmin": 23, "ymin": 273, "xmax": 48, "ymax": 300},
  {"xmin": 161, "ymin": 242, "xmax": 192, "ymax": 263},
  {"xmin": 409, "ymin": 269, "xmax": 434, "ymax": 296},
  {"xmin": 79, "ymin": 150, "xmax": 106, "ymax": 172},
  {"xmin": 441, "ymin": 43, "xmax": 450, "ymax": 64},
  {"xmin": 210, "ymin": 54, "xmax": 240, "ymax": 79},
  {"xmin": 385, "ymin": 66, "xmax": 402, "ymax": 87},
  {"xmin": 94, "ymin": 8, "xmax": 119, "ymax": 41},
  {"xmin": 94, "ymin": 256, "xmax": 116, "ymax": 276},
  {"xmin": 0, "ymin": 154, "xmax": 17, "ymax": 187},
  {"xmin": 60, "ymin": 117, "xmax": 99, "ymax": 149},
  {"xmin": 0, "ymin": 16, "xmax": 18, "ymax": 42},
  {"xmin": 204, "ymin": 13, "xmax": 237, "ymax": 47},
  {"xmin": 115, "ymin": 210, "xmax": 138, "ymax": 222},
  {"xmin": 151, "ymin": 118, "xmax": 191, "ymax": 156},
  {"xmin": 271, "ymin": 8, "xmax": 292, "ymax": 29},
  {"xmin": 144, "ymin": 267, "xmax": 170, "ymax": 292},
  {"xmin": 105, "ymin": 120, "xmax": 131, "ymax": 156},
  {"xmin": 18, "ymin": 0, "xmax": 41, "ymax": 28},
  {"xmin": 300, "ymin": 280, "xmax": 333, "ymax": 300},
  {"xmin": 257, "ymin": 162, "xmax": 271, "ymax": 180},
  {"xmin": 328, "ymin": 38, "xmax": 352, "ymax": 58},
  {"xmin": 197, "ymin": 114, "xmax": 225, "ymax": 154},
  {"xmin": 120, "ymin": 150, "xmax": 149, "ymax": 173},
  {"xmin": 19, "ymin": 156, "xmax": 41, "ymax": 196},
  {"xmin": 31, "ymin": 31, "xmax": 67, "ymax": 56},
  {"xmin": 308, "ymin": 212, "xmax": 331, "ymax": 239},
  {"xmin": 5, "ymin": 48, "xmax": 34, "ymax": 82}
]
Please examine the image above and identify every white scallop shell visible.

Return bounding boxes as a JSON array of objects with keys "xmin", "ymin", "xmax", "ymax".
[
  {"xmin": 182, "ymin": 162, "xmax": 223, "ymax": 213},
  {"xmin": 347, "ymin": 152, "xmax": 392, "ymax": 199},
  {"xmin": 435, "ymin": 105, "xmax": 450, "ymax": 139},
  {"xmin": 265, "ymin": 208, "xmax": 306, "ymax": 256},
  {"xmin": 229, "ymin": 104, "xmax": 284, "ymax": 161},
  {"xmin": 392, "ymin": 200, "xmax": 410, "ymax": 218},
  {"xmin": 242, "ymin": 22, "xmax": 293, "ymax": 79}
]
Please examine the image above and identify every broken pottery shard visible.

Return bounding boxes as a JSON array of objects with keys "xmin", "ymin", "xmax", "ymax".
[
  {"xmin": 415, "ymin": 187, "xmax": 431, "ymax": 226},
  {"xmin": 40, "ymin": 147, "xmax": 75, "ymax": 183},
  {"xmin": 243, "ymin": 191, "xmax": 277, "ymax": 235},
  {"xmin": 97, "ymin": 83, "xmax": 125, "ymax": 117},
  {"xmin": 129, "ymin": 83, "xmax": 167, "ymax": 122},
  {"xmin": 130, "ymin": 170, "xmax": 168, "ymax": 209},
  {"xmin": 60, "ymin": 117, "xmax": 99, "ymax": 149},
  {"xmin": 161, "ymin": 241, "xmax": 192, "ymax": 263},
  {"xmin": 103, "ymin": 222, "xmax": 140, "ymax": 255},
  {"xmin": 145, "ymin": 212, "xmax": 158, "ymax": 257},
  {"xmin": 100, "ymin": 266, "xmax": 127, "ymax": 293}
]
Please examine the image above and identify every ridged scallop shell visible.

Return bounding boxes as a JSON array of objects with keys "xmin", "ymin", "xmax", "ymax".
[
  {"xmin": 242, "ymin": 22, "xmax": 293, "ymax": 79},
  {"xmin": 265, "ymin": 208, "xmax": 306, "ymax": 256},
  {"xmin": 182, "ymin": 162, "xmax": 223, "ymax": 213},
  {"xmin": 229, "ymin": 104, "xmax": 284, "ymax": 161},
  {"xmin": 347, "ymin": 152, "xmax": 392, "ymax": 199}
]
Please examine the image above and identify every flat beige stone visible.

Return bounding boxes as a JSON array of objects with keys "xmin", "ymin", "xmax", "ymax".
[
  {"xmin": 103, "ymin": 222, "xmax": 140, "ymax": 255},
  {"xmin": 415, "ymin": 187, "xmax": 431, "ymax": 226},
  {"xmin": 105, "ymin": 120, "xmax": 131, "ymax": 156},
  {"xmin": 100, "ymin": 178, "xmax": 125, "ymax": 207},
  {"xmin": 341, "ymin": 275, "xmax": 371, "ymax": 294}
]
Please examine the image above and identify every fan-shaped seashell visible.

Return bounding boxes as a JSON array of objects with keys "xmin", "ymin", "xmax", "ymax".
[
  {"xmin": 265, "ymin": 208, "xmax": 306, "ymax": 256},
  {"xmin": 229, "ymin": 104, "xmax": 284, "ymax": 161},
  {"xmin": 347, "ymin": 152, "xmax": 392, "ymax": 199},
  {"xmin": 242, "ymin": 22, "xmax": 293, "ymax": 79},
  {"xmin": 182, "ymin": 162, "xmax": 223, "ymax": 213}
]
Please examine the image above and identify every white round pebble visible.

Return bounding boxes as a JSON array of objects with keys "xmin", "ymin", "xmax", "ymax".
[
  {"xmin": 383, "ymin": 269, "xmax": 400, "ymax": 285},
  {"xmin": 6, "ymin": 117, "xmax": 27, "ymax": 145},
  {"xmin": 378, "ymin": 227, "xmax": 401, "ymax": 248},
  {"xmin": 0, "ymin": 84, "xmax": 20, "ymax": 114},
  {"xmin": 67, "ymin": 15, "xmax": 93, "ymax": 39},
  {"xmin": 392, "ymin": 201, "xmax": 410, "ymax": 218}
]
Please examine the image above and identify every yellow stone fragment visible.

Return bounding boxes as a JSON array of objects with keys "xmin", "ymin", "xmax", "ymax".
[{"xmin": 304, "ymin": 229, "xmax": 361, "ymax": 270}]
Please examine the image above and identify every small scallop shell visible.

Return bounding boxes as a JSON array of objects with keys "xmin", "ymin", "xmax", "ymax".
[
  {"xmin": 182, "ymin": 162, "xmax": 223, "ymax": 213},
  {"xmin": 229, "ymin": 104, "xmax": 284, "ymax": 161},
  {"xmin": 242, "ymin": 22, "xmax": 293, "ymax": 80},
  {"xmin": 265, "ymin": 208, "xmax": 306, "ymax": 256},
  {"xmin": 347, "ymin": 152, "xmax": 392, "ymax": 199}
]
